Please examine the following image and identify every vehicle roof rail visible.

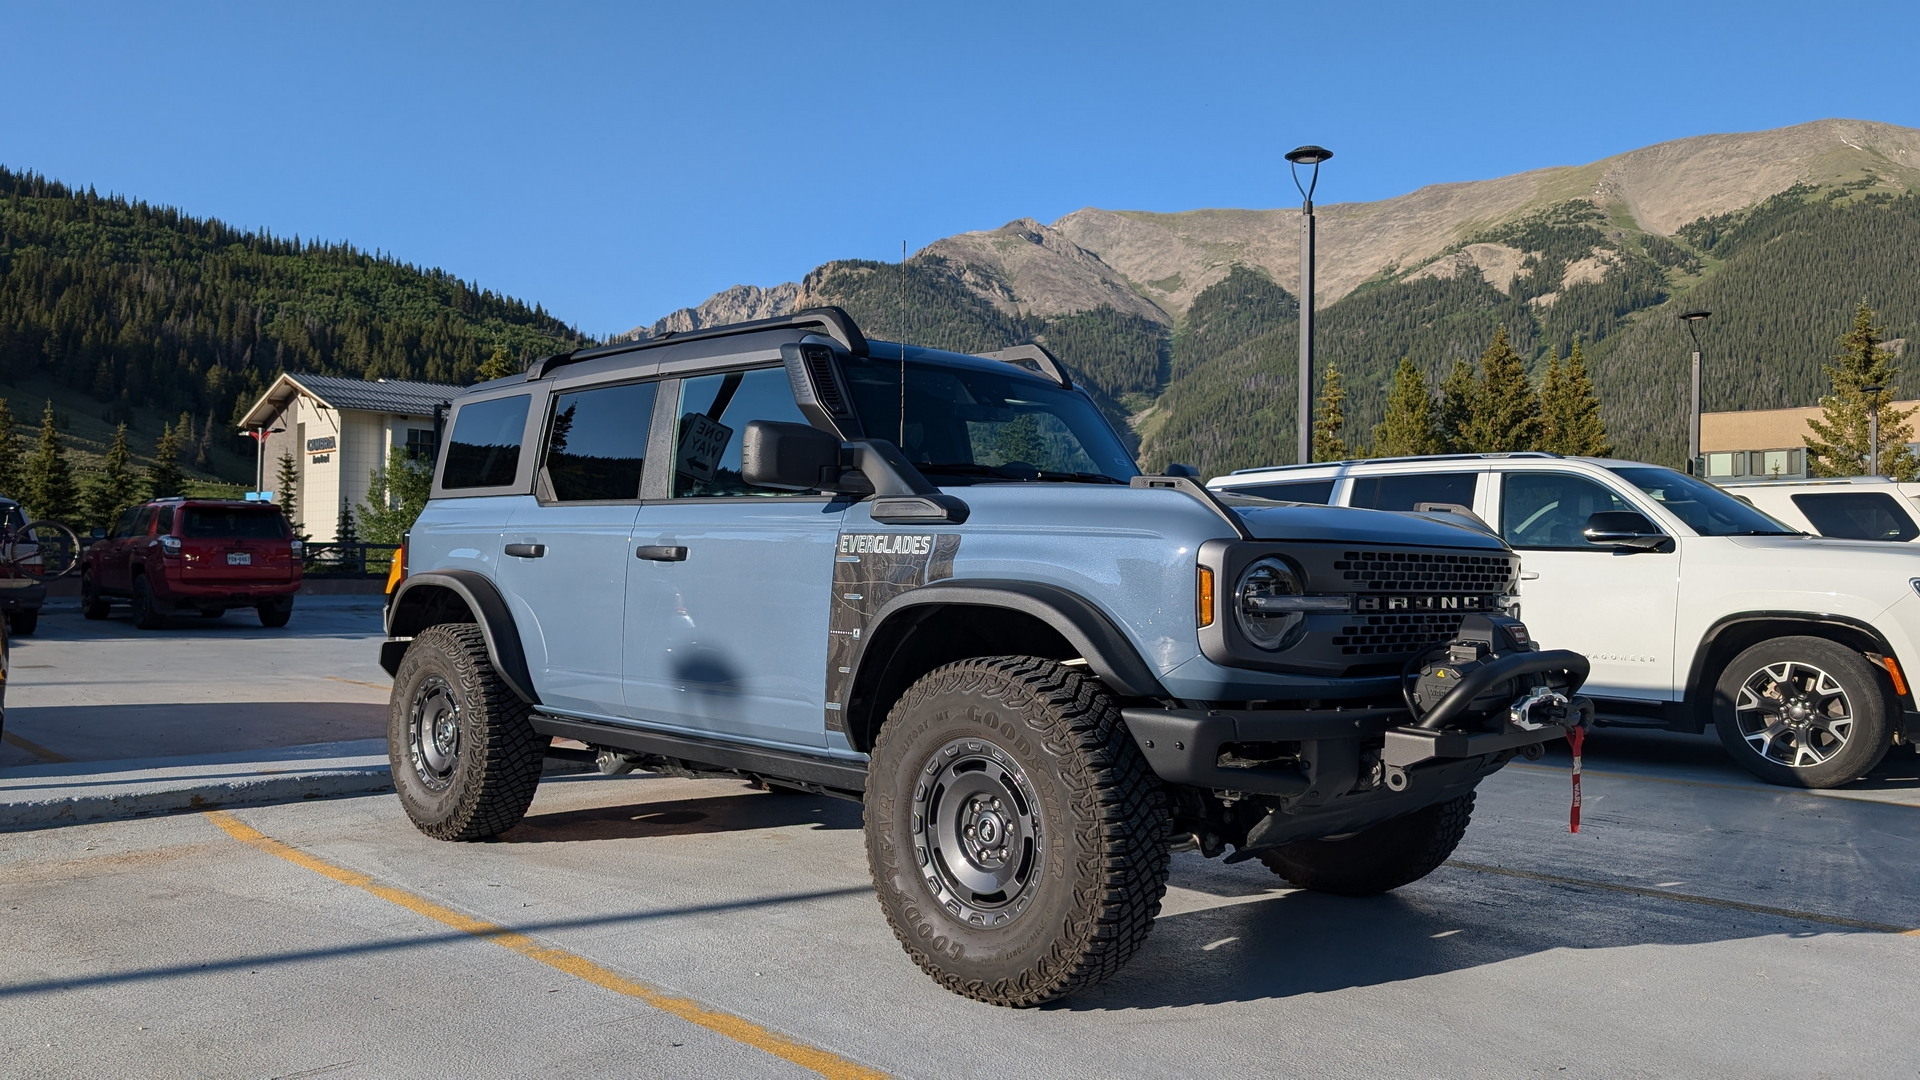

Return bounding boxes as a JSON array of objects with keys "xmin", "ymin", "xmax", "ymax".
[
  {"xmin": 977, "ymin": 344, "xmax": 1072, "ymax": 389},
  {"xmin": 525, "ymin": 306, "xmax": 869, "ymax": 381},
  {"xmin": 1224, "ymin": 451, "xmax": 1560, "ymax": 475}
]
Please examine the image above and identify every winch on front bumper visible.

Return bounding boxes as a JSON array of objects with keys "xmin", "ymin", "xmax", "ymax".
[{"xmin": 1124, "ymin": 614, "xmax": 1592, "ymax": 840}]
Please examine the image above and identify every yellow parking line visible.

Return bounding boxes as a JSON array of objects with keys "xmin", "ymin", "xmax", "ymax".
[
  {"xmin": 1, "ymin": 730, "xmax": 70, "ymax": 763},
  {"xmin": 206, "ymin": 811, "xmax": 888, "ymax": 1079},
  {"xmin": 1448, "ymin": 860, "xmax": 1920, "ymax": 936}
]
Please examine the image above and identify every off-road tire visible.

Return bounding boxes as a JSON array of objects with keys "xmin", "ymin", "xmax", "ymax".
[
  {"xmin": 1713, "ymin": 636, "xmax": 1891, "ymax": 789},
  {"xmin": 257, "ymin": 598, "xmax": 293, "ymax": 628},
  {"xmin": 80, "ymin": 574, "xmax": 110, "ymax": 620},
  {"xmin": 388, "ymin": 623, "xmax": 544, "ymax": 840},
  {"xmin": 7, "ymin": 611, "xmax": 36, "ymax": 636},
  {"xmin": 130, "ymin": 576, "xmax": 165, "ymax": 630},
  {"xmin": 864, "ymin": 656, "xmax": 1171, "ymax": 1007},
  {"xmin": 1258, "ymin": 792, "xmax": 1475, "ymax": 896}
]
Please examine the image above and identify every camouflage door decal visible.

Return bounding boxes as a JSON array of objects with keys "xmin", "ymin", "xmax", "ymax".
[{"xmin": 824, "ymin": 532, "xmax": 960, "ymax": 730}]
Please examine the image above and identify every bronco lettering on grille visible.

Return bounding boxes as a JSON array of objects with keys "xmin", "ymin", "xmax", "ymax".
[{"xmin": 1355, "ymin": 595, "xmax": 1490, "ymax": 612}]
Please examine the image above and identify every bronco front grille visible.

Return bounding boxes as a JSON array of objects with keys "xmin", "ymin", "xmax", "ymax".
[
  {"xmin": 1330, "ymin": 550, "xmax": 1516, "ymax": 657},
  {"xmin": 1335, "ymin": 549, "xmax": 1516, "ymax": 594}
]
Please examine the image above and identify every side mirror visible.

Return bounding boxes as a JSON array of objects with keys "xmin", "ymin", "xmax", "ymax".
[
  {"xmin": 1584, "ymin": 510, "xmax": 1671, "ymax": 551},
  {"xmin": 741, "ymin": 420, "xmax": 844, "ymax": 492},
  {"xmin": 89, "ymin": 527, "xmax": 108, "ymax": 541}
]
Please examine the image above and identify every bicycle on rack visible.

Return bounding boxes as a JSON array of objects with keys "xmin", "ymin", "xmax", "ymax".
[{"xmin": 0, "ymin": 508, "xmax": 78, "ymax": 635}]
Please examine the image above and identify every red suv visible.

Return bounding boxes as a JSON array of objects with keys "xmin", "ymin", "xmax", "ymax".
[{"xmin": 80, "ymin": 499, "xmax": 303, "ymax": 629}]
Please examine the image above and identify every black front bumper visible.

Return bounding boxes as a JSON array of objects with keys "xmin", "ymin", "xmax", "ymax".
[{"xmin": 1121, "ymin": 705, "xmax": 1571, "ymax": 796}]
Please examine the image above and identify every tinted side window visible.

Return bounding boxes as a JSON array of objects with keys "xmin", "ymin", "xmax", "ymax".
[
  {"xmin": 443, "ymin": 395, "xmax": 531, "ymax": 490},
  {"xmin": 1501, "ymin": 472, "xmax": 1636, "ymax": 548},
  {"xmin": 132, "ymin": 506, "xmax": 157, "ymax": 536},
  {"xmin": 672, "ymin": 368, "xmax": 813, "ymax": 498},
  {"xmin": 157, "ymin": 506, "xmax": 175, "ymax": 534},
  {"xmin": 1348, "ymin": 472, "xmax": 1479, "ymax": 512},
  {"xmin": 1791, "ymin": 492, "xmax": 1919, "ymax": 542},
  {"xmin": 543, "ymin": 381, "xmax": 657, "ymax": 502},
  {"xmin": 1232, "ymin": 479, "xmax": 1335, "ymax": 504},
  {"xmin": 112, "ymin": 508, "xmax": 138, "ymax": 539}
]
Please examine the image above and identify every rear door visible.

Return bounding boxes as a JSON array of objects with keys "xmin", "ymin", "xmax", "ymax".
[
  {"xmin": 495, "ymin": 377, "xmax": 657, "ymax": 719},
  {"xmin": 104, "ymin": 506, "xmax": 156, "ymax": 594},
  {"xmin": 176, "ymin": 505, "xmax": 296, "ymax": 584}
]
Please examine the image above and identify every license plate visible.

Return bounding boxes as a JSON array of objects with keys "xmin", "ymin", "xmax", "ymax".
[{"xmin": 227, "ymin": 552, "xmax": 252, "ymax": 566}]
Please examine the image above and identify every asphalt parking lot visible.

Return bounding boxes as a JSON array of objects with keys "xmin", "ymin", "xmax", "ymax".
[{"xmin": 3, "ymin": 602, "xmax": 1918, "ymax": 1078}]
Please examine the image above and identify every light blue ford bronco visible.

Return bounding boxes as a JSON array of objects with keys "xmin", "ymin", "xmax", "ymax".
[{"xmin": 380, "ymin": 308, "xmax": 1592, "ymax": 1005}]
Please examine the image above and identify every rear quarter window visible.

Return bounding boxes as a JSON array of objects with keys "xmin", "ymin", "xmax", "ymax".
[
  {"xmin": 1789, "ymin": 491, "xmax": 1919, "ymax": 542},
  {"xmin": 182, "ymin": 507, "xmax": 291, "ymax": 539},
  {"xmin": 443, "ymin": 395, "xmax": 532, "ymax": 490}
]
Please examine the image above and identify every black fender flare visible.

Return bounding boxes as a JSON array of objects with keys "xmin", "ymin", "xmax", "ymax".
[
  {"xmin": 382, "ymin": 569, "xmax": 540, "ymax": 705},
  {"xmin": 1684, "ymin": 610, "xmax": 1910, "ymax": 723},
  {"xmin": 861, "ymin": 579, "xmax": 1168, "ymax": 700}
]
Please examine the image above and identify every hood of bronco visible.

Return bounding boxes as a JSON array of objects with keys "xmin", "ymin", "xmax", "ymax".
[{"xmin": 1224, "ymin": 498, "xmax": 1510, "ymax": 550}]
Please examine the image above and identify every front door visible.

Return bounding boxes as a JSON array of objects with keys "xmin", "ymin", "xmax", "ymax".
[
  {"xmin": 495, "ymin": 379, "xmax": 657, "ymax": 719},
  {"xmin": 1493, "ymin": 470, "xmax": 1680, "ymax": 701},
  {"xmin": 624, "ymin": 366, "xmax": 844, "ymax": 749}
]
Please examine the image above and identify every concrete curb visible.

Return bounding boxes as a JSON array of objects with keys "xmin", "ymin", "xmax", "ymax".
[{"xmin": 0, "ymin": 739, "xmax": 394, "ymax": 830}]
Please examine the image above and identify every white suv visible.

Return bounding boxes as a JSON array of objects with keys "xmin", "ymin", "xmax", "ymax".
[
  {"xmin": 1212, "ymin": 453, "xmax": 1920, "ymax": 788},
  {"xmin": 1720, "ymin": 476, "xmax": 1920, "ymax": 543}
]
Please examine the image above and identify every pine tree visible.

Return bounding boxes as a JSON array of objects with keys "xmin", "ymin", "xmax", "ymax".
[
  {"xmin": 1310, "ymin": 362, "xmax": 1352, "ymax": 461},
  {"xmin": 478, "ymin": 344, "xmax": 517, "ymax": 382},
  {"xmin": 146, "ymin": 424, "xmax": 186, "ymax": 498},
  {"xmin": 1372, "ymin": 357, "xmax": 1440, "ymax": 457},
  {"xmin": 274, "ymin": 450, "xmax": 300, "ymax": 527},
  {"xmin": 20, "ymin": 400, "xmax": 77, "ymax": 521},
  {"xmin": 1435, "ymin": 359, "xmax": 1478, "ymax": 453},
  {"xmin": 194, "ymin": 411, "xmax": 215, "ymax": 469},
  {"xmin": 174, "ymin": 412, "xmax": 195, "ymax": 463},
  {"xmin": 1805, "ymin": 301, "xmax": 1920, "ymax": 479},
  {"xmin": 1538, "ymin": 339, "xmax": 1612, "ymax": 456},
  {"xmin": 336, "ymin": 498, "xmax": 360, "ymax": 545},
  {"xmin": 1465, "ymin": 326, "xmax": 1540, "ymax": 453},
  {"xmin": 82, "ymin": 423, "xmax": 141, "ymax": 531},
  {"xmin": 0, "ymin": 398, "xmax": 20, "ymax": 497}
]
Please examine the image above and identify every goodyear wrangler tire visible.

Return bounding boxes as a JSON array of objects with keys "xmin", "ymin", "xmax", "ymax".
[
  {"xmin": 1257, "ymin": 792, "xmax": 1475, "ymax": 897},
  {"xmin": 388, "ymin": 623, "xmax": 544, "ymax": 841},
  {"xmin": 864, "ymin": 656, "xmax": 1171, "ymax": 1007}
]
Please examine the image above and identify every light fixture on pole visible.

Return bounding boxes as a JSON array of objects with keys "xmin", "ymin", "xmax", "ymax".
[
  {"xmin": 1863, "ymin": 383, "xmax": 1885, "ymax": 477},
  {"xmin": 1679, "ymin": 309, "xmax": 1712, "ymax": 475},
  {"xmin": 1287, "ymin": 144, "xmax": 1332, "ymax": 465}
]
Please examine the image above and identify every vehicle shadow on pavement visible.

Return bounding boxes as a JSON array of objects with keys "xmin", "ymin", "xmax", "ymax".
[
  {"xmin": 495, "ymin": 789, "xmax": 862, "ymax": 843},
  {"xmin": 1058, "ymin": 861, "xmax": 1873, "ymax": 1011}
]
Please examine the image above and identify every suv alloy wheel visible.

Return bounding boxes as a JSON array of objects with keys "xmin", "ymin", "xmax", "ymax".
[{"xmin": 1713, "ymin": 636, "xmax": 1893, "ymax": 788}]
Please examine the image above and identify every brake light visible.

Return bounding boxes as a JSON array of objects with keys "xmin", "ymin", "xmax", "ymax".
[{"xmin": 159, "ymin": 535, "xmax": 182, "ymax": 557}]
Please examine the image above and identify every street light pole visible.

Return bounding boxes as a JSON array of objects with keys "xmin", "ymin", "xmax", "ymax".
[
  {"xmin": 1679, "ymin": 310, "xmax": 1712, "ymax": 474},
  {"xmin": 1864, "ymin": 383, "xmax": 1885, "ymax": 476},
  {"xmin": 1286, "ymin": 145, "xmax": 1332, "ymax": 465}
]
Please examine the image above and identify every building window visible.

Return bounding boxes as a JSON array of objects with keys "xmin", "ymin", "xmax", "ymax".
[
  {"xmin": 1706, "ymin": 452, "xmax": 1745, "ymax": 478},
  {"xmin": 404, "ymin": 428, "xmax": 436, "ymax": 461}
]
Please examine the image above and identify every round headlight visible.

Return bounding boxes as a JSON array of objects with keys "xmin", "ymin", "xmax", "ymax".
[{"xmin": 1236, "ymin": 557, "xmax": 1309, "ymax": 651}]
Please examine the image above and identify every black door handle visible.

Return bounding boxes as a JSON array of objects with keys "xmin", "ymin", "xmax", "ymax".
[
  {"xmin": 636, "ymin": 545, "xmax": 688, "ymax": 562},
  {"xmin": 504, "ymin": 543, "xmax": 547, "ymax": 558}
]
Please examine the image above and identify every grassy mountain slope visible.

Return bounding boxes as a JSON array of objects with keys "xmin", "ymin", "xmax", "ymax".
[{"xmin": 0, "ymin": 167, "xmax": 589, "ymax": 484}]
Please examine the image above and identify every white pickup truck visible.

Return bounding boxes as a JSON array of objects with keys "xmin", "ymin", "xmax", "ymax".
[{"xmin": 1212, "ymin": 453, "xmax": 1920, "ymax": 788}]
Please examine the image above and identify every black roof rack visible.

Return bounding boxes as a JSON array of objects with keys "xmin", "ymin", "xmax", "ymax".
[
  {"xmin": 526, "ymin": 306, "xmax": 869, "ymax": 381},
  {"xmin": 1225, "ymin": 451, "xmax": 1560, "ymax": 475},
  {"xmin": 976, "ymin": 344, "xmax": 1072, "ymax": 389}
]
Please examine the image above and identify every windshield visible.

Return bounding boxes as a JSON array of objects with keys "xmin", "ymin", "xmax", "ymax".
[
  {"xmin": 1605, "ymin": 466, "xmax": 1800, "ymax": 537},
  {"xmin": 842, "ymin": 353, "xmax": 1140, "ymax": 485}
]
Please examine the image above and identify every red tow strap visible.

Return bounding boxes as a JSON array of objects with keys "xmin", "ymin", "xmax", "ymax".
[{"xmin": 1566, "ymin": 726, "xmax": 1585, "ymax": 833}]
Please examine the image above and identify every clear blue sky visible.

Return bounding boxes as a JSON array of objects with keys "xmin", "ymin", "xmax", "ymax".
[{"xmin": 6, "ymin": 1, "xmax": 1916, "ymax": 337}]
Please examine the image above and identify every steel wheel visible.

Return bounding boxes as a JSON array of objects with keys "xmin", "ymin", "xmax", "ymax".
[
  {"xmin": 1732, "ymin": 660, "xmax": 1854, "ymax": 768},
  {"xmin": 408, "ymin": 672, "xmax": 463, "ymax": 792},
  {"xmin": 914, "ymin": 738, "xmax": 1044, "ymax": 928}
]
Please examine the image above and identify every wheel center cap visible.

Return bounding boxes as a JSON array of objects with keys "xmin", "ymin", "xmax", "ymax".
[{"xmin": 977, "ymin": 813, "xmax": 1003, "ymax": 845}]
